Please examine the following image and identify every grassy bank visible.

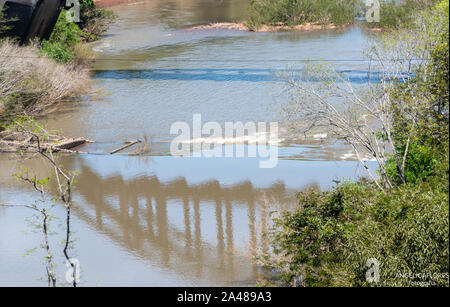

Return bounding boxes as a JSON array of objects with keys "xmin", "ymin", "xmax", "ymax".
[
  {"xmin": 41, "ymin": 0, "xmax": 115, "ymax": 64},
  {"xmin": 0, "ymin": 41, "xmax": 90, "ymax": 127},
  {"xmin": 258, "ymin": 0, "xmax": 449, "ymax": 287},
  {"xmin": 365, "ymin": 0, "xmax": 437, "ymax": 30},
  {"xmin": 246, "ymin": 0, "xmax": 438, "ymax": 31},
  {"xmin": 1, "ymin": 0, "xmax": 114, "ymax": 130},
  {"xmin": 246, "ymin": 0, "xmax": 362, "ymax": 31}
]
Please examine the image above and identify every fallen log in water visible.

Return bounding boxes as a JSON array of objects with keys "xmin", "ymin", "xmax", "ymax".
[
  {"xmin": 110, "ymin": 140, "xmax": 141, "ymax": 155},
  {"xmin": 0, "ymin": 135, "xmax": 92, "ymax": 153},
  {"xmin": 54, "ymin": 139, "xmax": 89, "ymax": 150}
]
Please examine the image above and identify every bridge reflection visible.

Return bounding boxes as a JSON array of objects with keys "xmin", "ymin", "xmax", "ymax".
[{"xmin": 71, "ymin": 163, "xmax": 297, "ymax": 284}]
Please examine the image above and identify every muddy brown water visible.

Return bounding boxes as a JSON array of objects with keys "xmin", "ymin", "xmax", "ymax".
[{"xmin": 0, "ymin": 0, "xmax": 376, "ymax": 286}]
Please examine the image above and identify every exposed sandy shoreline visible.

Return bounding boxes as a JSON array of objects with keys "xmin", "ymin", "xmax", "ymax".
[
  {"xmin": 94, "ymin": 0, "xmax": 143, "ymax": 7},
  {"xmin": 190, "ymin": 22, "xmax": 340, "ymax": 32}
]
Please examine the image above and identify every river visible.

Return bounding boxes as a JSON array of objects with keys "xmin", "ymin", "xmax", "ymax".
[{"xmin": 0, "ymin": 0, "xmax": 377, "ymax": 286}]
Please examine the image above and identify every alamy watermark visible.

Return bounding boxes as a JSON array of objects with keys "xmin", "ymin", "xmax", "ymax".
[
  {"xmin": 365, "ymin": 0, "xmax": 381, "ymax": 23},
  {"xmin": 170, "ymin": 114, "xmax": 279, "ymax": 168},
  {"xmin": 65, "ymin": 258, "xmax": 81, "ymax": 284},
  {"xmin": 366, "ymin": 258, "xmax": 380, "ymax": 283},
  {"xmin": 65, "ymin": 0, "xmax": 80, "ymax": 23}
]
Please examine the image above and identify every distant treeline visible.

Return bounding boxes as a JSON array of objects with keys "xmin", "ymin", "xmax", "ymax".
[{"xmin": 246, "ymin": 0, "xmax": 437, "ymax": 30}]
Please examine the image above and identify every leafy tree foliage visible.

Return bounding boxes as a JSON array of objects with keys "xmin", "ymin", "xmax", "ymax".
[{"xmin": 261, "ymin": 1, "xmax": 449, "ymax": 287}]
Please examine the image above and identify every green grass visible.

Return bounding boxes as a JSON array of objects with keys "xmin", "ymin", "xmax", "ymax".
[{"xmin": 41, "ymin": 0, "xmax": 115, "ymax": 63}]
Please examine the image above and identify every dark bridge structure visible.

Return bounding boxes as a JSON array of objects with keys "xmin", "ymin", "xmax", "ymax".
[{"xmin": 0, "ymin": 0, "xmax": 68, "ymax": 44}]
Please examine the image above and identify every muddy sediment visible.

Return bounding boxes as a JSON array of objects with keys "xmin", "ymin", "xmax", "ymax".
[
  {"xmin": 94, "ymin": 0, "xmax": 143, "ymax": 7},
  {"xmin": 189, "ymin": 22, "xmax": 340, "ymax": 32}
]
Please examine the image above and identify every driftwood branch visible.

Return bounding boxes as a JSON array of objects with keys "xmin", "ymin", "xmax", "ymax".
[
  {"xmin": 0, "ymin": 137, "xmax": 91, "ymax": 153},
  {"xmin": 110, "ymin": 140, "xmax": 141, "ymax": 155}
]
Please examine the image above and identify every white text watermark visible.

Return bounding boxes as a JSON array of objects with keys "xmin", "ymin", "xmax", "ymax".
[
  {"xmin": 365, "ymin": 0, "xmax": 381, "ymax": 23},
  {"xmin": 170, "ymin": 114, "xmax": 279, "ymax": 168},
  {"xmin": 65, "ymin": 0, "xmax": 80, "ymax": 23}
]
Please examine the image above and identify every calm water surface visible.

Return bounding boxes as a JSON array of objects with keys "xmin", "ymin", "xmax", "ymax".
[{"xmin": 0, "ymin": 0, "xmax": 376, "ymax": 286}]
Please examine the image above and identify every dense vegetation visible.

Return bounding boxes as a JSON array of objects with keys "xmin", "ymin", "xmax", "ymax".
[
  {"xmin": 0, "ymin": 1, "xmax": 113, "ymax": 128},
  {"xmin": 0, "ymin": 40, "xmax": 90, "ymax": 127},
  {"xmin": 246, "ymin": 0, "xmax": 438, "ymax": 31},
  {"xmin": 366, "ymin": 0, "xmax": 437, "ymax": 29},
  {"xmin": 247, "ymin": 0, "xmax": 362, "ymax": 30},
  {"xmin": 260, "ymin": 0, "xmax": 449, "ymax": 287},
  {"xmin": 41, "ymin": 0, "xmax": 115, "ymax": 64}
]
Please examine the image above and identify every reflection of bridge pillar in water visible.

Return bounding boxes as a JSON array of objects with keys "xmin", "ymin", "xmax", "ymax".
[
  {"xmin": 154, "ymin": 195, "xmax": 169, "ymax": 267},
  {"xmin": 119, "ymin": 190, "xmax": 131, "ymax": 244},
  {"xmin": 246, "ymin": 190, "xmax": 258, "ymax": 279},
  {"xmin": 129, "ymin": 192, "xmax": 141, "ymax": 250},
  {"xmin": 215, "ymin": 198, "xmax": 225, "ymax": 269},
  {"xmin": 225, "ymin": 199, "xmax": 234, "ymax": 272},
  {"xmin": 55, "ymin": 160, "xmax": 294, "ymax": 283},
  {"xmin": 94, "ymin": 184, "xmax": 104, "ymax": 228},
  {"xmin": 145, "ymin": 194, "xmax": 155, "ymax": 240},
  {"xmin": 183, "ymin": 196, "xmax": 192, "ymax": 257},
  {"xmin": 193, "ymin": 196, "xmax": 202, "ymax": 276},
  {"xmin": 260, "ymin": 199, "xmax": 268, "ymax": 255}
]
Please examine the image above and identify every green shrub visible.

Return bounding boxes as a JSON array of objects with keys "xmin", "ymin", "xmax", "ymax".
[
  {"xmin": 386, "ymin": 0, "xmax": 449, "ymax": 185},
  {"xmin": 40, "ymin": 13, "xmax": 81, "ymax": 62},
  {"xmin": 41, "ymin": 1, "xmax": 115, "ymax": 63},
  {"xmin": 0, "ymin": 40, "xmax": 90, "ymax": 126},
  {"xmin": 78, "ymin": 0, "xmax": 116, "ymax": 42},
  {"xmin": 41, "ymin": 40, "xmax": 74, "ymax": 63},
  {"xmin": 40, "ymin": 10, "xmax": 82, "ymax": 63},
  {"xmin": 262, "ymin": 177, "xmax": 449, "ymax": 287},
  {"xmin": 246, "ymin": 0, "xmax": 361, "ymax": 30},
  {"xmin": 366, "ymin": 0, "xmax": 436, "ymax": 29},
  {"xmin": 385, "ymin": 143, "xmax": 439, "ymax": 185}
]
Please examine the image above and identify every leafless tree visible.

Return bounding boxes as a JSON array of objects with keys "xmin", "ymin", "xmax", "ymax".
[
  {"xmin": 0, "ymin": 121, "xmax": 78, "ymax": 287},
  {"xmin": 282, "ymin": 23, "xmax": 433, "ymax": 190},
  {"xmin": 0, "ymin": 40, "xmax": 89, "ymax": 117},
  {"xmin": 1, "ymin": 178, "xmax": 57, "ymax": 287}
]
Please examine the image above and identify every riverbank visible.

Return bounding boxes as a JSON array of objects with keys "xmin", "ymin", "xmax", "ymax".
[
  {"xmin": 0, "ymin": 1, "xmax": 114, "ymax": 152},
  {"xmin": 0, "ymin": 41, "xmax": 91, "ymax": 126},
  {"xmin": 190, "ymin": 22, "xmax": 341, "ymax": 32},
  {"xmin": 94, "ymin": 0, "xmax": 141, "ymax": 7}
]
